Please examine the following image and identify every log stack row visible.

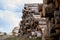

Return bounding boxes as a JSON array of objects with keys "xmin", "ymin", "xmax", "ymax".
[
  {"xmin": 42, "ymin": 0, "xmax": 60, "ymax": 40},
  {"xmin": 19, "ymin": 0, "xmax": 60, "ymax": 40}
]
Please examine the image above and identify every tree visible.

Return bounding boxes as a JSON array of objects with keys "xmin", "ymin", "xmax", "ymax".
[{"xmin": 4, "ymin": 32, "xmax": 7, "ymax": 35}]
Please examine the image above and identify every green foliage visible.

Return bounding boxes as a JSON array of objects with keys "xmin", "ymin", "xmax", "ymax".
[
  {"xmin": 10, "ymin": 38, "xmax": 19, "ymax": 40},
  {"xmin": 29, "ymin": 37, "xmax": 41, "ymax": 40},
  {"xmin": 4, "ymin": 33, "xmax": 7, "ymax": 35},
  {"xmin": 5, "ymin": 37, "xmax": 42, "ymax": 40},
  {"xmin": 36, "ymin": 37, "xmax": 41, "ymax": 40},
  {"xmin": 5, "ymin": 37, "xmax": 20, "ymax": 40}
]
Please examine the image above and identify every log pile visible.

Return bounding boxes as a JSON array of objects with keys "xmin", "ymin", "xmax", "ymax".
[
  {"xmin": 43, "ymin": 0, "xmax": 60, "ymax": 40},
  {"xmin": 19, "ymin": 0, "xmax": 60, "ymax": 40},
  {"xmin": 19, "ymin": 4, "xmax": 43, "ymax": 38}
]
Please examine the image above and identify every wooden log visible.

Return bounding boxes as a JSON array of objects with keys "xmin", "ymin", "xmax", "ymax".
[
  {"xmin": 38, "ymin": 4, "xmax": 43, "ymax": 12},
  {"xmin": 43, "ymin": 0, "xmax": 47, "ymax": 4}
]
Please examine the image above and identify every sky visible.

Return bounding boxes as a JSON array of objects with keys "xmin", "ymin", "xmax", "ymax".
[{"xmin": 0, "ymin": 0, "xmax": 43, "ymax": 33}]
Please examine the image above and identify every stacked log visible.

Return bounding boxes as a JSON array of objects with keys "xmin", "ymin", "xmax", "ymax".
[
  {"xmin": 19, "ymin": 4, "xmax": 42, "ymax": 38},
  {"xmin": 19, "ymin": 0, "xmax": 60, "ymax": 40},
  {"xmin": 43, "ymin": 0, "xmax": 60, "ymax": 40},
  {"xmin": 19, "ymin": 3, "xmax": 49, "ymax": 40}
]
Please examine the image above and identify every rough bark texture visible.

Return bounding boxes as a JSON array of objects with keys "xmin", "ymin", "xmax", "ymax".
[{"xmin": 19, "ymin": 0, "xmax": 60, "ymax": 40}]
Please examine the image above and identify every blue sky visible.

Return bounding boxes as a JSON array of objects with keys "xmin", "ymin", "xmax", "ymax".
[{"xmin": 0, "ymin": 0, "xmax": 43, "ymax": 33}]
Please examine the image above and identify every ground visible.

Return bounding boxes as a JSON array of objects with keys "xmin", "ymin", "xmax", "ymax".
[
  {"xmin": 4, "ymin": 36, "xmax": 41, "ymax": 40},
  {"xmin": 0, "ymin": 35, "xmax": 12, "ymax": 40}
]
